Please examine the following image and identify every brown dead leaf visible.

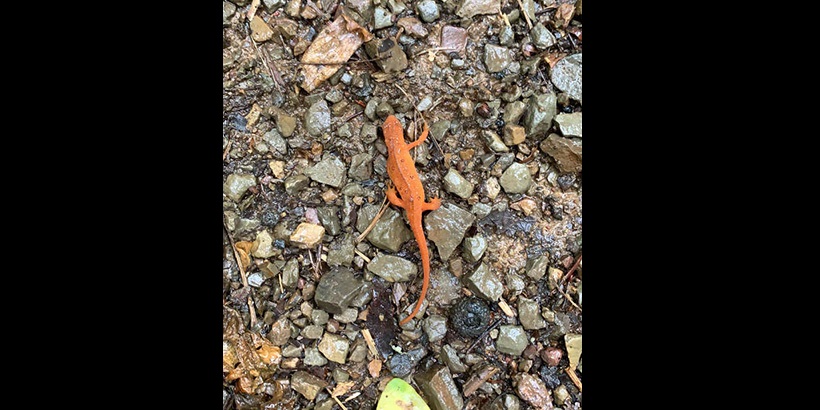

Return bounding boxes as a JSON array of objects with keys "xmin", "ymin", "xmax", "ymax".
[
  {"xmin": 235, "ymin": 241, "xmax": 253, "ymax": 269},
  {"xmin": 555, "ymin": 3, "xmax": 576, "ymax": 28},
  {"xmin": 368, "ymin": 359, "xmax": 382, "ymax": 378},
  {"xmin": 332, "ymin": 381, "xmax": 356, "ymax": 397},
  {"xmin": 544, "ymin": 52, "xmax": 569, "ymax": 69},
  {"xmin": 256, "ymin": 340, "xmax": 282, "ymax": 365},
  {"xmin": 300, "ymin": 13, "xmax": 373, "ymax": 92}
]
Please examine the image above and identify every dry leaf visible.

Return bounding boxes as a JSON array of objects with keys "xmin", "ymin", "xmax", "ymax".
[
  {"xmin": 332, "ymin": 381, "xmax": 356, "ymax": 397},
  {"xmin": 256, "ymin": 341, "xmax": 282, "ymax": 365},
  {"xmin": 235, "ymin": 241, "xmax": 253, "ymax": 269},
  {"xmin": 300, "ymin": 13, "xmax": 373, "ymax": 92},
  {"xmin": 555, "ymin": 3, "xmax": 575, "ymax": 28},
  {"xmin": 368, "ymin": 359, "xmax": 382, "ymax": 377}
]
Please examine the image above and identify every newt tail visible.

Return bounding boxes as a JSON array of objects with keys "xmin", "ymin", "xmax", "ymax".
[{"xmin": 382, "ymin": 115, "xmax": 441, "ymax": 326}]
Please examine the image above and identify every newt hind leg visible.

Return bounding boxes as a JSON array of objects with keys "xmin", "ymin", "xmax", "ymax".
[
  {"xmin": 423, "ymin": 197, "xmax": 441, "ymax": 211},
  {"xmin": 386, "ymin": 187, "xmax": 406, "ymax": 209},
  {"xmin": 406, "ymin": 121, "xmax": 429, "ymax": 150}
]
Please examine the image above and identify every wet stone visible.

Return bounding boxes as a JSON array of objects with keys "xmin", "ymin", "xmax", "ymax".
[
  {"xmin": 223, "ymin": 1, "xmax": 236, "ymax": 26},
  {"xmin": 524, "ymin": 93, "xmax": 557, "ymax": 138},
  {"xmin": 503, "ymin": 100, "xmax": 527, "ymax": 125},
  {"xmin": 374, "ymin": 7, "xmax": 393, "ymax": 29},
  {"xmin": 443, "ymin": 168, "xmax": 473, "ymax": 199},
  {"xmin": 499, "ymin": 25, "xmax": 514, "ymax": 46},
  {"xmin": 347, "ymin": 153, "xmax": 373, "ymax": 183},
  {"xmin": 431, "ymin": 120, "xmax": 451, "ymax": 141},
  {"xmin": 499, "ymin": 163, "xmax": 532, "ymax": 194},
  {"xmin": 282, "ymin": 257, "xmax": 299, "ymax": 287},
  {"xmin": 304, "ymin": 347, "xmax": 328, "ymax": 366},
  {"xmin": 462, "ymin": 235, "xmax": 487, "ymax": 263},
  {"xmin": 302, "ymin": 325, "xmax": 324, "ymax": 339},
  {"xmin": 247, "ymin": 272, "xmax": 265, "ymax": 287},
  {"xmin": 333, "ymin": 307, "xmax": 358, "ymax": 323},
  {"xmin": 367, "ymin": 254, "xmax": 417, "ymax": 282},
  {"xmin": 274, "ymin": 112, "xmax": 297, "ymax": 137},
  {"xmin": 540, "ymin": 133, "xmax": 582, "ymax": 173},
  {"xmin": 422, "ymin": 315, "xmax": 448, "ymax": 342},
  {"xmin": 366, "ymin": 38, "xmax": 408, "ymax": 74},
  {"xmin": 551, "ymin": 53, "xmax": 582, "ymax": 102},
  {"xmin": 555, "ymin": 112, "xmax": 582, "ymax": 138},
  {"xmin": 315, "ymin": 266, "xmax": 365, "ymax": 314},
  {"xmin": 514, "ymin": 373, "xmax": 551, "ymax": 409},
  {"xmin": 223, "ymin": 173, "xmax": 256, "ymax": 202},
  {"xmin": 482, "ymin": 130, "xmax": 509, "ymax": 153},
  {"xmin": 428, "ymin": 268, "xmax": 462, "ymax": 306},
  {"xmin": 333, "ymin": 368, "xmax": 350, "ymax": 383},
  {"xmin": 503, "ymin": 124, "xmax": 526, "ymax": 145},
  {"xmin": 319, "ymin": 333, "xmax": 350, "ymax": 364},
  {"xmin": 414, "ymin": 365, "xmax": 464, "ymax": 410},
  {"xmin": 305, "ymin": 156, "xmax": 347, "ymax": 188},
  {"xmin": 252, "ymin": 230, "xmax": 276, "ymax": 258},
  {"xmin": 458, "ymin": 98, "xmax": 473, "ymax": 117},
  {"xmin": 554, "ymin": 385, "xmax": 570, "ymax": 406},
  {"xmin": 263, "ymin": 0, "xmax": 285, "ymax": 11},
  {"xmin": 417, "ymin": 96, "xmax": 433, "ymax": 112},
  {"xmin": 518, "ymin": 296, "xmax": 546, "ymax": 330},
  {"xmin": 531, "ymin": 23, "xmax": 556, "ymax": 49},
  {"xmin": 317, "ymin": 207, "xmax": 341, "ymax": 236},
  {"xmin": 565, "ymin": 333, "xmax": 582, "ymax": 370},
  {"xmin": 327, "ymin": 234, "xmax": 355, "ymax": 266},
  {"xmin": 416, "ymin": 0, "xmax": 440, "ymax": 22},
  {"xmin": 496, "ymin": 325, "xmax": 528, "ymax": 356},
  {"xmin": 376, "ymin": 101, "xmax": 395, "ymax": 118},
  {"xmin": 356, "ymin": 205, "xmax": 413, "ymax": 253},
  {"xmin": 441, "ymin": 25, "xmax": 467, "ymax": 53},
  {"xmin": 388, "ymin": 347, "xmax": 426, "ymax": 377},
  {"xmin": 348, "ymin": 343, "xmax": 368, "ymax": 362},
  {"xmin": 525, "ymin": 254, "xmax": 549, "ymax": 280},
  {"xmin": 282, "ymin": 344, "xmax": 301, "ymax": 357},
  {"xmin": 284, "ymin": 174, "xmax": 310, "ymax": 195},
  {"xmin": 440, "ymin": 344, "xmax": 467, "ymax": 373},
  {"xmin": 311, "ymin": 309, "xmax": 329, "ymax": 326},
  {"xmin": 425, "ymin": 203, "xmax": 476, "ymax": 260},
  {"xmin": 290, "ymin": 222, "xmax": 325, "ymax": 248},
  {"xmin": 484, "ymin": 44, "xmax": 512, "ymax": 73},
  {"xmin": 305, "ymin": 99, "xmax": 331, "ymax": 136},
  {"xmin": 267, "ymin": 317, "xmax": 292, "ymax": 346},
  {"xmin": 457, "ymin": 0, "xmax": 500, "ymax": 19},
  {"xmin": 464, "ymin": 263, "xmax": 503, "ymax": 302},
  {"xmin": 291, "ymin": 370, "xmax": 328, "ymax": 401},
  {"xmin": 250, "ymin": 15, "xmax": 274, "ymax": 42},
  {"xmin": 472, "ymin": 203, "xmax": 492, "ymax": 219}
]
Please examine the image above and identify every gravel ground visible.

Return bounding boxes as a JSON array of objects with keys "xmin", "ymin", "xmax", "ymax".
[{"xmin": 223, "ymin": 0, "xmax": 582, "ymax": 408}]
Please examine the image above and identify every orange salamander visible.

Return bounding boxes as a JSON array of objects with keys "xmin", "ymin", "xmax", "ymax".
[{"xmin": 383, "ymin": 115, "xmax": 441, "ymax": 326}]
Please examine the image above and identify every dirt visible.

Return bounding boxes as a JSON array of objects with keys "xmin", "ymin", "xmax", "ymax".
[{"xmin": 223, "ymin": 0, "xmax": 582, "ymax": 409}]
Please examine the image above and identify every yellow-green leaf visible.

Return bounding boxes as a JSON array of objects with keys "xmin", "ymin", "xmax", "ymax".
[{"xmin": 377, "ymin": 378, "xmax": 430, "ymax": 410}]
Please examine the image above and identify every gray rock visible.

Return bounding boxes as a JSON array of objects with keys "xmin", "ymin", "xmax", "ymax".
[
  {"xmin": 374, "ymin": 7, "xmax": 393, "ymax": 29},
  {"xmin": 518, "ymin": 296, "xmax": 546, "ymax": 330},
  {"xmin": 252, "ymin": 230, "xmax": 277, "ymax": 258},
  {"xmin": 302, "ymin": 325, "xmax": 324, "ymax": 339},
  {"xmin": 342, "ymin": 183, "xmax": 366, "ymax": 197},
  {"xmin": 525, "ymin": 254, "xmax": 549, "ymax": 280},
  {"xmin": 443, "ymin": 168, "xmax": 474, "ymax": 199},
  {"xmin": 458, "ymin": 98, "xmax": 473, "ymax": 117},
  {"xmin": 425, "ymin": 203, "xmax": 476, "ymax": 260},
  {"xmin": 416, "ymin": 0, "xmax": 440, "ymax": 22},
  {"xmin": 365, "ymin": 38, "xmax": 408, "ymax": 74},
  {"xmin": 304, "ymin": 347, "xmax": 328, "ymax": 366},
  {"xmin": 499, "ymin": 25, "xmax": 514, "ymax": 46},
  {"xmin": 333, "ymin": 307, "xmax": 358, "ymax": 323},
  {"xmin": 464, "ymin": 263, "xmax": 503, "ymax": 302},
  {"xmin": 337, "ymin": 123, "xmax": 352, "ymax": 138},
  {"xmin": 531, "ymin": 23, "xmax": 556, "ymax": 49},
  {"xmin": 317, "ymin": 207, "xmax": 341, "ymax": 236},
  {"xmin": 282, "ymin": 257, "xmax": 299, "ymax": 287},
  {"xmin": 551, "ymin": 53, "xmax": 582, "ymax": 102},
  {"xmin": 262, "ymin": 129, "xmax": 287, "ymax": 155},
  {"xmin": 451, "ymin": 59, "xmax": 465, "ymax": 69},
  {"xmin": 348, "ymin": 343, "xmax": 368, "ymax": 362},
  {"xmin": 281, "ymin": 344, "xmax": 301, "ymax": 357},
  {"xmin": 348, "ymin": 153, "xmax": 373, "ymax": 181},
  {"xmin": 484, "ymin": 44, "xmax": 512, "ymax": 73},
  {"xmin": 367, "ymin": 254, "xmax": 417, "ymax": 282},
  {"xmin": 327, "ymin": 234, "xmax": 355, "ymax": 267},
  {"xmin": 223, "ymin": 173, "xmax": 256, "ymax": 202},
  {"xmin": 440, "ymin": 344, "xmax": 467, "ymax": 373},
  {"xmin": 555, "ymin": 112, "xmax": 582, "ymax": 138},
  {"xmin": 311, "ymin": 309, "xmax": 329, "ymax": 326},
  {"xmin": 503, "ymin": 100, "xmax": 527, "ymax": 125},
  {"xmin": 462, "ymin": 235, "xmax": 487, "ymax": 263},
  {"xmin": 376, "ymin": 101, "xmax": 395, "ymax": 119},
  {"xmin": 430, "ymin": 120, "xmax": 451, "ymax": 141},
  {"xmin": 305, "ymin": 156, "xmax": 347, "ymax": 188},
  {"xmin": 356, "ymin": 205, "xmax": 413, "ymax": 252},
  {"xmin": 247, "ymin": 272, "xmax": 265, "ymax": 287},
  {"xmin": 499, "ymin": 163, "xmax": 532, "ymax": 194},
  {"xmin": 540, "ymin": 134, "xmax": 582, "ymax": 173},
  {"xmin": 263, "ymin": 0, "xmax": 285, "ymax": 11},
  {"xmin": 417, "ymin": 96, "xmax": 433, "ymax": 112},
  {"xmin": 414, "ymin": 365, "xmax": 463, "ymax": 410},
  {"xmin": 275, "ymin": 112, "xmax": 297, "ymax": 137},
  {"xmin": 565, "ymin": 333, "xmax": 582, "ymax": 370},
  {"xmin": 318, "ymin": 333, "xmax": 350, "ymax": 364},
  {"xmin": 333, "ymin": 368, "xmax": 350, "ymax": 383},
  {"xmin": 267, "ymin": 317, "xmax": 292, "ymax": 345},
  {"xmin": 360, "ymin": 123, "xmax": 378, "ymax": 143},
  {"xmin": 524, "ymin": 93, "xmax": 557, "ymax": 138},
  {"xmin": 346, "ymin": 0, "xmax": 374, "ymax": 25},
  {"xmin": 496, "ymin": 325, "xmax": 528, "ymax": 355},
  {"xmin": 388, "ymin": 347, "xmax": 426, "ymax": 377},
  {"xmin": 235, "ymin": 217, "xmax": 260, "ymax": 235},
  {"xmin": 428, "ymin": 267, "xmax": 462, "ymax": 306},
  {"xmin": 314, "ymin": 266, "xmax": 365, "ymax": 314},
  {"xmin": 520, "ymin": 0, "xmax": 535, "ymax": 22},
  {"xmin": 422, "ymin": 315, "xmax": 448, "ymax": 342},
  {"xmin": 305, "ymin": 99, "xmax": 331, "ymax": 136},
  {"xmin": 283, "ymin": 175, "xmax": 309, "ymax": 196},
  {"xmin": 457, "ymin": 0, "xmax": 500, "ymax": 18},
  {"xmin": 325, "ymin": 88, "xmax": 343, "ymax": 103},
  {"xmin": 471, "ymin": 203, "xmax": 493, "ymax": 219},
  {"xmin": 291, "ymin": 370, "xmax": 328, "ymax": 401},
  {"xmin": 514, "ymin": 373, "xmax": 551, "ymax": 409},
  {"xmin": 365, "ymin": 99, "xmax": 379, "ymax": 121},
  {"xmin": 553, "ymin": 385, "xmax": 570, "ymax": 406},
  {"xmin": 223, "ymin": 1, "xmax": 236, "ymax": 27},
  {"xmin": 482, "ymin": 129, "xmax": 509, "ymax": 153}
]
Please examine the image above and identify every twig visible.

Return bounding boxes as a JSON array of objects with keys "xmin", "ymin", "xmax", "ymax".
[
  {"xmin": 250, "ymin": 37, "xmax": 283, "ymax": 92},
  {"xmin": 356, "ymin": 195, "xmax": 389, "ymax": 243},
  {"xmin": 412, "ymin": 46, "xmax": 458, "ymax": 58},
  {"xmin": 300, "ymin": 52, "xmax": 392, "ymax": 66},
  {"xmin": 515, "ymin": 0, "xmax": 533, "ymax": 29},
  {"xmin": 462, "ymin": 366, "xmax": 500, "ymax": 396},
  {"xmin": 223, "ymin": 216, "xmax": 258, "ymax": 328},
  {"xmin": 557, "ymin": 285, "xmax": 582, "ymax": 312},
  {"xmin": 498, "ymin": 297, "xmax": 516, "ymax": 317},
  {"xmin": 361, "ymin": 328, "xmax": 379, "ymax": 357},
  {"xmin": 354, "ymin": 248, "xmax": 371, "ymax": 263},
  {"xmin": 565, "ymin": 367, "xmax": 582, "ymax": 392},
  {"xmin": 325, "ymin": 387, "xmax": 349, "ymax": 410},
  {"xmin": 562, "ymin": 253, "xmax": 582, "ymax": 285},
  {"xmin": 465, "ymin": 318, "xmax": 503, "ymax": 354},
  {"xmin": 344, "ymin": 110, "xmax": 364, "ymax": 122},
  {"xmin": 223, "ymin": 140, "xmax": 232, "ymax": 161}
]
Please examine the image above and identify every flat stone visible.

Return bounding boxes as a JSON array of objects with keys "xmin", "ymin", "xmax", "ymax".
[
  {"xmin": 223, "ymin": 173, "xmax": 256, "ymax": 202},
  {"xmin": 414, "ymin": 365, "xmax": 463, "ymax": 410},
  {"xmin": 289, "ymin": 223, "xmax": 325, "ymax": 248},
  {"xmin": 318, "ymin": 333, "xmax": 350, "ymax": 364},
  {"xmin": 565, "ymin": 333, "xmax": 582, "ymax": 370},
  {"xmin": 555, "ymin": 112, "xmax": 582, "ymax": 138},
  {"xmin": 525, "ymin": 254, "xmax": 549, "ymax": 281},
  {"xmin": 524, "ymin": 93, "xmax": 557, "ymax": 138},
  {"xmin": 482, "ymin": 130, "xmax": 509, "ymax": 152},
  {"xmin": 457, "ymin": 0, "xmax": 500, "ymax": 19},
  {"xmin": 316, "ymin": 207, "xmax": 341, "ymax": 236},
  {"xmin": 531, "ymin": 23, "xmax": 556, "ymax": 49},
  {"xmin": 281, "ymin": 344, "xmax": 302, "ymax": 357},
  {"xmin": 311, "ymin": 309, "xmax": 329, "ymax": 325},
  {"xmin": 302, "ymin": 325, "xmax": 324, "ymax": 339},
  {"xmin": 514, "ymin": 373, "xmax": 551, "ymax": 409},
  {"xmin": 484, "ymin": 44, "xmax": 512, "ymax": 73},
  {"xmin": 462, "ymin": 235, "xmax": 487, "ymax": 263},
  {"xmin": 441, "ymin": 26, "xmax": 467, "ymax": 53},
  {"xmin": 348, "ymin": 153, "xmax": 373, "ymax": 181},
  {"xmin": 262, "ymin": 129, "xmax": 287, "ymax": 155},
  {"xmin": 503, "ymin": 124, "xmax": 526, "ymax": 145},
  {"xmin": 416, "ymin": 0, "xmax": 440, "ymax": 22},
  {"xmin": 422, "ymin": 315, "xmax": 448, "ymax": 342},
  {"xmin": 540, "ymin": 133, "xmax": 582, "ymax": 173},
  {"xmin": 551, "ymin": 53, "xmax": 582, "ymax": 102},
  {"xmin": 518, "ymin": 296, "xmax": 546, "ymax": 330},
  {"xmin": 440, "ymin": 344, "xmax": 467, "ymax": 373},
  {"xmin": 276, "ymin": 112, "xmax": 297, "ymax": 137},
  {"xmin": 499, "ymin": 163, "xmax": 532, "ymax": 194},
  {"xmin": 443, "ymin": 168, "xmax": 473, "ymax": 199},
  {"xmin": 327, "ymin": 234, "xmax": 355, "ymax": 267},
  {"xmin": 356, "ymin": 205, "xmax": 413, "ymax": 253},
  {"xmin": 304, "ymin": 347, "xmax": 328, "ymax": 366},
  {"xmin": 428, "ymin": 267, "xmax": 462, "ymax": 306},
  {"xmin": 496, "ymin": 325, "xmax": 528, "ymax": 356},
  {"xmin": 252, "ymin": 230, "xmax": 277, "ymax": 258},
  {"xmin": 305, "ymin": 99, "xmax": 331, "ymax": 136},
  {"xmin": 463, "ymin": 263, "xmax": 503, "ymax": 302},
  {"xmin": 282, "ymin": 258, "xmax": 299, "ymax": 287},
  {"xmin": 425, "ymin": 203, "xmax": 476, "ymax": 261},
  {"xmin": 267, "ymin": 317, "xmax": 292, "ymax": 346},
  {"xmin": 284, "ymin": 174, "xmax": 310, "ymax": 195},
  {"xmin": 291, "ymin": 370, "xmax": 328, "ymax": 401},
  {"xmin": 374, "ymin": 7, "xmax": 393, "ymax": 29},
  {"xmin": 397, "ymin": 17, "xmax": 427, "ymax": 37},
  {"xmin": 499, "ymin": 25, "xmax": 514, "ymax": 46},
  {"xmin": 367, "ymin": 254, "xmax": 417, "ymax": 282},
  {"xmin": 503, "ymin": 100, "xmax": 527, "ymax": 125},
  {"xmin": 314, "ymin": 266, "xmax": 365, "ymax": 314},
  {"xmin": 250, "ymin": 15, "xmax": 274, "ymax": 42},
  {"xmin": 305, "ymin": 155, "xmax": 347, "ymax": 188},
  {"xmin": 365, "ymin": 37, "xmax": 407, "ymax": 74},
  {"xmin": 333, "ymin": 307, "xmax": 358, "ymax": 323}
]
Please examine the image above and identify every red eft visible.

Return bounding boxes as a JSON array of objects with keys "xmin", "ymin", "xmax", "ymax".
[{"xmin": 383, "ymin": 115, "xmax": 441, "ymax": 326}]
